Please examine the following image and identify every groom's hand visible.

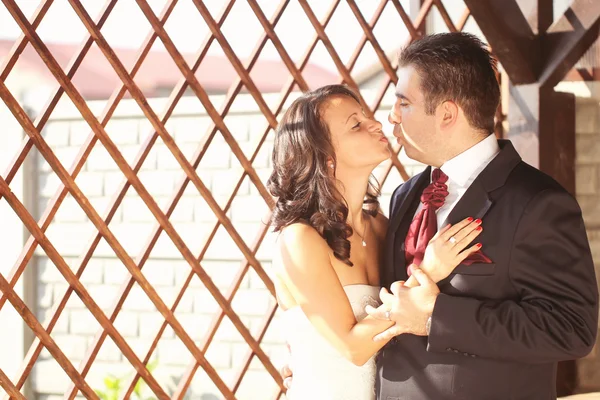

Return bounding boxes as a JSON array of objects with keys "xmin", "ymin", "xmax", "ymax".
[{"xmin": 366, "ymin": 268, "xmax": 440, "ymax": 341}]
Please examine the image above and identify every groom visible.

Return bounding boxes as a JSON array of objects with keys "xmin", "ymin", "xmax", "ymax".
[{"xmin": 366, "ymin": 32, "xmax": 599, "ymax": 399}]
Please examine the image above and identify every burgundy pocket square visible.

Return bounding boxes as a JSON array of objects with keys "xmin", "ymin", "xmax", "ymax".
[{"xmin": 461, "ymin": 249, "xmax": 492, "ymax": 265}]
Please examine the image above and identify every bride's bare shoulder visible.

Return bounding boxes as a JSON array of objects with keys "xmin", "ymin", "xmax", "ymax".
[{"xmin": 273, "ymin": 223, "xmax": 330, "ymax": 270}]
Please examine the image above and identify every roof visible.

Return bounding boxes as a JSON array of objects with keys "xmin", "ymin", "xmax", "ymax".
[{"xmin": 0, "ymin": 39, "xmax": 340, "ymax": 99}]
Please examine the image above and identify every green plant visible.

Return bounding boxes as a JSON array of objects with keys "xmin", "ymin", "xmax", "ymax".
[{"xmin": 95, "ymin": 359, "xmax": 159, "ymax": 400}]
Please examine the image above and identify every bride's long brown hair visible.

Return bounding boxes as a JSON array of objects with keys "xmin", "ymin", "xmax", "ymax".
[{"xmin": 267, "ymin": 85, "xmax": 381, "ymax": 266}]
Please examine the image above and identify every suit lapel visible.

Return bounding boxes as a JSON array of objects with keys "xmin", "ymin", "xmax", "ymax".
[
  {"xmin": 446, "ymin": 139, "xmax": 522, "ymax": 226},
  {"xmin": 445, "ymin": 180, "xmax": 493, "ymax": 225},
  {"xmin": 389, "ymin": 166, "xmax": 431, "ymax": 234},
  {"xmin": 383, "ymin": 167, "xmax": 430, "ymax": 287}
]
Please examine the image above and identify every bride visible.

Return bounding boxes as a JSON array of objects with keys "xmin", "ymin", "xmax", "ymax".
[{"xmin": 267, "ymin": 84, "xmax": 482, "ymax": 400}]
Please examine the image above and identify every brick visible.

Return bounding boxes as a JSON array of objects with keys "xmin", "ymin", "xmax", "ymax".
[
  {"xmin": 52, "ymin": 334, "xmax": 88, "ymax": 360},
  {"xmin": 79, "ymin": 259, "xmax": 104, "ymax": 285},
  {"xmin": 576, "ymin": 99, "xmax": 600, "ymax": 135},
  {"xmin": 193, "ymin": 289, "xmax": 221, "ymax": 314},
  {"xmin": 577, "ymin": 165, "xmax": 597, "ymax": 195},
  {"xmin": 174, "ymin": 116, "xmax": 211, "ymax": 143},
  {"xmin": 139, "ymin": 312, "xmax": 172, "ymax": 339},
  {"xmin": 43, "ymin": 121, "xmax": 70, "ymax": 148},
  {"xmin": 120, "ymin": 197, "xmax": 155, "ymax": 223},
  {"xmin": 31, "ymin": 359, "xmax": 71, "ymax": 393},
  {"xmin": 74, "ymin": 171, "xmax": 105, "ymax": 197},
  {"xmin": 169, "ymin": 197, "xmax": 195, "ymax": 222},
  {"xmin": 203, "ymin": 228, "xmax": 244, "ymax": 260},
  {"xmin": 102, "ymin": 258, "xmax": 131, "ymax": 285},
  {"xmin": 193, "ymin": 198, "xmax": 220, "ymax": 222},
  {"xmin": 154, "ymin": 285, "xmax": 194, "ymax": 312},
  {"xmin": 37, "ymin": 283, "xmax": 53, "ymax": 308},
  {"xmin": 210, "ymin": 169, "xmax": 246, "ymax": 196},
  {"xmin": 230, "ymin": 196, "xmax": 270, "ymax": 223},
  {"xmin": 205, "ymin": 342, "xmax": 232, "ymax": 369},
  {"xmin": 102, "ymin": 172, "xmax": 127, "ymax": 199},
  {"xmin": 142, "ymin": 259, "xmax": 175, "ymax": 287},
  {"xmin": 39, "ymin": 172, "xmax": 62, "ymax": 198},
  {"xmin": 156, "ymin": 144, "xmax": 186, "ymax": 170},
  {"xmin": 36, "ymin": 306, "xmax": 69, "ymax": 334},
  {"xmin": 175, "ymin": 313, "xmax": 212, "ymax": 340},
  {"xmin": 121, "ymin": 284, "xmax": 157, "ymax": 312},
  {"xmin": 85, "ymin": 145, "xmax": 119, "ymax": 171},
  {"xmin": 157, "ymin": 338, "xmax": 192, "ymax": 366},
  {"xmin": 113, "ymin": 310, "xmax": 139, "ymax": 337},
  {"xmin": 110, "ymin": 222, "xmax": 153, "ymax": 255},
  {"xmin": 576, "ymin": 136, "xmax": 600, "ymax": 164},
  {"xmin": 70, "ymin": 310, "xmax": 102, "ymax": 335},
  {"xmin": 96, "ymin": 336, "xmax": 123, "ymax": 362},
  {"xmin": 45, "ymin": 221, "xmax": 96, "ymax": 256},
  {"xmin": 69, "ymin": 121, "xmax": 93, "ymax": 146},
  {"xmin": 579, "ymin": 195, "xmax": 600, "ymax": 226},
  {"xmin": 106, "ymin": 119, "xmax": 139, "ymax": 145},
  {"xmin": 199, "ymin": 136, "xmax": 231, "ymax": 169},
  {"xmin": 38, "ymin": 257, "xmax": 65, "ymax": 284},
  {"xmin": 137, "ymin": 170, "xmax": 178, "ymax": 196},
  {"xmin": 86, "ymin": 284, "xmax": 120, "ymax": 312},
  {"xmin": 251, "ymin": 140, "xmax": 273, "ymax": 169},
  {"xmin": 53, "ymin": 194, "xmax": 88, "ymax": 222},
  {"xmin": 45, "ymin": 147, "xmax": 81, "ymax": 172}
]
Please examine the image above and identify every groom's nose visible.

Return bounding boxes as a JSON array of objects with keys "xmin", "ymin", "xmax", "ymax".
[{"xmin": 388, "ymin": 110, "xmax": 401, "ymax": 125}]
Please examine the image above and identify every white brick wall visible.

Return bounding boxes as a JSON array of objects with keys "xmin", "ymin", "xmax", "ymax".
[{"xmin": 575, "ymin": 98, "xmax": 600, "ymax": 392}]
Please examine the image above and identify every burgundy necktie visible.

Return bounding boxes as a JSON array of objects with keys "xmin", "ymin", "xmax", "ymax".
[{"xmin": 404, "ymin": 168, "xmax": 491, "ymax": 277}]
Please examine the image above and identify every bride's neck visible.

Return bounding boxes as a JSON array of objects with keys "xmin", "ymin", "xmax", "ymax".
[{"xmin": 334, "ymin": 166, "xmax": 371, "ymax": 227}]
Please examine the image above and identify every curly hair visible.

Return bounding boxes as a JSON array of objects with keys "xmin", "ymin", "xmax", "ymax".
[{"xmin": 267, "ymin": 84, "xmax": 381, "ymax": 266}]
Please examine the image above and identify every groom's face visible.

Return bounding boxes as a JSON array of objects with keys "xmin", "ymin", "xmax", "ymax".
[{"xmin": 389, "ymin": 65, "xmax": 439, "ymax": 165}]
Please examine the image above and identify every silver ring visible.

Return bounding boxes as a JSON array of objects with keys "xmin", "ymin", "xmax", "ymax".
[
  {"xmin": 385, "ymin": 310, "xmax": 391, "ymax": 320},
  {"xmin": 449, "ymin": 236, "xmax": 457, "ymax": 244}
]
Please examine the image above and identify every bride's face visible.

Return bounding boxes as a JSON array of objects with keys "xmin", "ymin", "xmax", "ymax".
[{"xmin": 321, "ymin": 95, "xmax": 390, "ymax": 170}]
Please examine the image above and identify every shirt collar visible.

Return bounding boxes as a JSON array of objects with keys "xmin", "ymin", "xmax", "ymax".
[{"xmin": 437, "ymin": 134, "xmax": 500, "ymax": 187}]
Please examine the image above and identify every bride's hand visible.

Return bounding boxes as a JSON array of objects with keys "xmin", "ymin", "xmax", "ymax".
[{"xmin": 417, "ymin": 217, "xmax": 484, "ymax": 282}]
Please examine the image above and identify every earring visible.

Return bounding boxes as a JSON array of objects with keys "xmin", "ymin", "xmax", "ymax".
[{"xmin": 329, "ymin": 164, "xmax": 334, "ymax": 169}]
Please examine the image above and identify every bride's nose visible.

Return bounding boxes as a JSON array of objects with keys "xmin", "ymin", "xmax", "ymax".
[{"xmin": 367, "ymin": 119, "xmax": 383, "ymax": 132}]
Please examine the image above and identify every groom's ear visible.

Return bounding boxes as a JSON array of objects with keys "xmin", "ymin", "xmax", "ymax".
[{"xmin": 438, "ymin": 100, "xmax": 458, "ymax": 130}]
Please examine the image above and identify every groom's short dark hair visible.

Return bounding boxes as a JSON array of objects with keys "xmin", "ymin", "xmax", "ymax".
[{"xmin": 398, "ymin": 32, "xmax": 500, "ymax": 134}]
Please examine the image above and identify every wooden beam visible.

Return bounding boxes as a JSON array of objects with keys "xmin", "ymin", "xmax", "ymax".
[
  {"xmin": 464, "ymin": 0, "xmax": 539, "ymax": 84},
  {"xmin": 539, "ymin": 0, "xmax": 600, "ymax": 88}
]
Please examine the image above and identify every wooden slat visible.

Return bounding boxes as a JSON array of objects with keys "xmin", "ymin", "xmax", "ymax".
[
  {"xmin": 5, "ymin": 0, "xmax": 184, "ymax": 391},
  {"xmin": 539, "ymin": 0, "xmax": 600, "ymax": 87},
  {"xmin": 432, "ymin": 0, "xmax": 459, "ymax": 33},
  {"xmin": 298, "ymin": 0, "xmax": 372, "ymax": 115},
  {"xmin": 0, "ymin": 0, "xmax": 451, "ymax": 398},
  {"xmin": 0, "ymin": 79, "xmax": 171, "ymax": 398},
  {"xmin": 463, "ymin": 0, "xmax": 539, "ymax": 84},
  {"xmin": 0, "ymin": 367, "xmax": 26, "ymax": 400}
]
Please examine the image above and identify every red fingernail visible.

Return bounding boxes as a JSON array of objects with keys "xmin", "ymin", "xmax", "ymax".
[
  {"xmin": 467, "ymin": 217, "xmax": 474, "ymax": 222},
  {"xmin": 475, "ymin": 219, "xmax": 482, "ymax": 224},
  {"xmin": 476, "ymin": 243, "xmax": 482, "ymax": 248},
  {"xmin": 476, "ymin": 226, "xmax": 483, "ymax": 231}
]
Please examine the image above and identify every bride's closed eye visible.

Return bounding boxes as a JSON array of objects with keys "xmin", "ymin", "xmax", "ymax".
[{"xmin": 352, "ymin": 121, "xmax": 361, "ymax": 130}]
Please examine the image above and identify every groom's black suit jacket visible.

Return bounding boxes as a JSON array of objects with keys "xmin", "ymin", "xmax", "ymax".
[{"xmin": 377, "ymin": 140, "xmax": 599, "ymax": 400}]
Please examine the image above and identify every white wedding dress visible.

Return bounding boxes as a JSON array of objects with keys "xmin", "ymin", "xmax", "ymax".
[{"xmin": 282, "ymin": 284, "xmax": 381, "ymax": 400}]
